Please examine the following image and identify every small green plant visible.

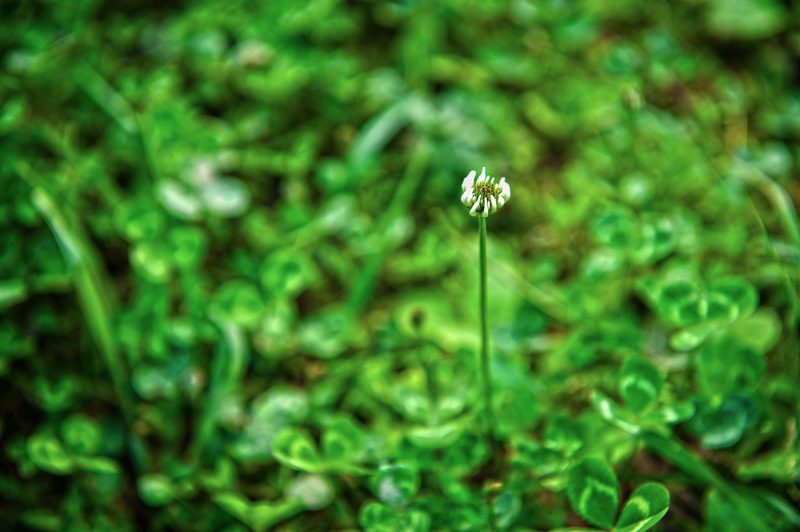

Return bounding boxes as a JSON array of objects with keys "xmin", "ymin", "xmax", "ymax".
[
  {"xmin": 461, "ymin": 167, "xmax": 512, "ymax": 529},
  {"xmin": 462, "ymin": 167, "xmax": 511, "ymax": 465}
]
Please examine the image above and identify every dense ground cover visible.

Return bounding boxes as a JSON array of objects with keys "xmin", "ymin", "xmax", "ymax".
[{"xmin": 2, "ymin": 0, "xmax": 800, "ymax": 530}]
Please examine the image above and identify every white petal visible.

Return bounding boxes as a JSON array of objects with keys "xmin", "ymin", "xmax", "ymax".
[
  {"xmin": 489, "ymin": 195, "xmax": 497, "ymax": 213},
  {"xmin": 498, "ymin": 196, "xmax": 505, "ymax": 208},
  {"xmin": 462, "ymin": 170, "xmax": 476, "ymax": 191},
  {"xmin": 469, "ymin": 200, "xmax": 480, "ymax": 216},
  {"xmin": 477, "ymin": 166, "xmax": 486, "ymax": 185},
  {"xmin": 499, "ymin": 178, "xmax": 510, "ymax": 201},
  {"xmin": 461, "ymin": 190, "xmax": 473, "ymax": 206},
  {"xmin": 482, "ymin": 201, "xmax": 489, "ymax": 217}
]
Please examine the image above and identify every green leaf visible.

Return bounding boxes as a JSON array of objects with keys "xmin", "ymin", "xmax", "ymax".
[
  {"xmin": 399, "ymin": 510, "xmax": 431, "ymax": 532},
  {"xmin": 620, "ymin": 359, "xmax": 663, "ymax": 413},
  {"xmin": 272, "ymin": 428, "xmax": 322, "ymax": 473},
  {"xmin": 60, "ymin": 414, "xmax": 102, "ymax": 456},
  {"xmin": 250, "ymin": 499, "xmax": 306, "ymax": 532},
  {"xmin": 492, "ymin": 490, "xmax": 522, "ymax": 530},
  {"xmin": 0, "ymin": 279, "xmax": 28, "ymax": 310},
  {"xmin": 27, "ymin": 434, "xmax": 73, "ymax": 475},
  {"xmin": 373, "ymin": 464, "xmax": 419, "ymax": 508},
  {"xmin": 593, "ymin": 208, "xmax": 637, "ymax": 249},
  {"xmin": 297, "ymin": 307, "xmax": 350, "ymax": 359},
  {"xmin": 73, "ymin": 456, "xmax": 120, "ymax": 474},
  {"xmin": 210, "ymin": 280, "xmax": 265, "ymax": 328},
  {"xmin": 212, "ymin": 492, "xmax": 306, "ymax": 532},
  {"xmin": 729, "ymin": 310, "xmax": 781, "ymax": 355},
  {"xmin": 545, "ymin": 416, "xmax": 586, "ymax": 457},
  {"xmin": 359, "ymin": 502, "xmax": 403, "ymax": 532},
  {"xmin": 167, "ymin": 226, "xmax": 207, "ymax": 268},
  {"xmin": 670, "ymin": 321, "xmax": 716, "ymax": 351},
  {"xmin": 260, "ymin": 250, "xmax": 317, "ymax": 297},
  {"xmin": 442, "ymin": 433, "xmax": 489, "ymax": 475},
  {"xmin": 130, "ymin": 241, "xmax": 173, "ymax": 283},
  {"xmin": 212, "ymin": 492, "xmax": 252, "ymax": 524},
  {"xmin": 706, "ymin": 0, "xmax": 786, "ymax": 40},
  {"xmin": 697, "ymin": 334, "xmax": 764, "ymax": 397},
  {"xmin": 138, "ymin": 473, "xmax": 176, "ymax": 507},
  {"xmin": 592, "ymin": 392, "xmax": 641, "ymax": 434},
  {"xmin": 656, "ymin": 280, "xmax": 703, "ymax": 326},
  {"xmin": 615, "ymin": 483, "xmax": 670, "ymax": 532},
  {"xmin": 567, "ymin": 458, "xmax": 620, "ymax": 529},
  {"xmin": 322, "ymin": 416, "xmax": 364, "ymax": 462},
  {"xmin": 691, "ymin": 394, "xmax": 758, "ymax": 449},
  {"xmin": 706, "ymin": 278, "xmax": 758, "ymax": 323},
  {"xmin": 513, "ymin": 442, "xmax": 566, "ymax": 478},
  {"xmin": 286, "ymin": 474, "xmax": 334, "ymax": 510},
  {"xmin": 641, "ymin": 402, "xmax": 695, "ymax": 425},
  {"xmin": 737, "ymin": 448, "xmax": 800, "ymax": 483},
  {"xmin": 407, "ymin": 423, "xmax": 462, "ymax": 449}
]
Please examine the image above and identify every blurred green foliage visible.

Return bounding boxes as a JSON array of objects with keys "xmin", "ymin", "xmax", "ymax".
[{"xmin": 2, "ymin": 0, "xmax": 800, "ymax": 531}]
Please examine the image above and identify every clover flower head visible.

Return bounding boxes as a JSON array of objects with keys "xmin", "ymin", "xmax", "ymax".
[{"xmin": 460, "ymin": 167, "xmax": 510, "ymax": 217}]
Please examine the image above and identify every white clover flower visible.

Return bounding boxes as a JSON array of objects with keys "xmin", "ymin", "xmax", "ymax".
[{"xmin": 461, "ymin": 167, "xmax": 510, "ymax": 217}]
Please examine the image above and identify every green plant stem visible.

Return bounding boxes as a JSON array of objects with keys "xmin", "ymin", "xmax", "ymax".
[
  {"xmin": 478, "ymin": 217, "xmax": 494, "ymax": 441},
  {"xmin": 479, "ymin": 216, "xmax": 499, "ymax": 531}
]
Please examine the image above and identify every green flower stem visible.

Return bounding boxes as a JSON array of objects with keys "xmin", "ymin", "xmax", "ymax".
[
  {"xmin": 479, "ymin": 216, "xmax": 499, "ymax": 531},
  {"xmin": 479, "ymin": 217, "xmax": 497, "ymax": 460}
]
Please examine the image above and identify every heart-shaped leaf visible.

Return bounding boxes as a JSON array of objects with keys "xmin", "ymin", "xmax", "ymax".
[
  {"xmin": 272, "ymin": 428, "xmax": 321, "ymax": 472},
  {"xmin": 373, "ymin": 464, "xmax": 419, "ymax": 508},
  {"xmin": 567, "ymin": 458, "xmax": 619, "ymax": 529},
  {"xmin": 322, "ymin": 416, "xmax": 364, "ymax": 462},
  {"xmin": 210, "ymin": 280, "xmax": 265, "ymax": 329},
  {"xmin": 359, "ymin": 502, "xmax": 402, "ymax": 532},
  {"xmin": 656, "ymin": 280, "xmax": 703, "ymax": 326},
  {"xmin": 27, "ymin": 434, "xmax": 73, "ymax": 475},
  {"xmin": 615, "ymin": 483, "xmax": 670, "ymax": 532},
  {"xmin": 592, "ymin": 392, "xmax": 641, "ymax": 434},
  {"xmin": 620, "ymin": 359, "xmax": 663, "ymax": 413},
  {"xmin": 706, "ymin": 278, "xmax": 758, "ymax": 323}
]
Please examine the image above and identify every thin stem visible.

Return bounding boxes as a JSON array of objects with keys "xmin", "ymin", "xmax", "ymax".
[
  {"xmin": 478, "ymin": 217, "xmax": 494, "ymax": 437},
  {"xmin": 479, "ymin": 216, "xmax": 499, "ymax": 531}
]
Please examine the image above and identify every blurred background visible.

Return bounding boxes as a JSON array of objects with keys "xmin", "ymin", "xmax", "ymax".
[{"xmin": 2, "ymin": 0, "xmax": 800, "ymax": 531}]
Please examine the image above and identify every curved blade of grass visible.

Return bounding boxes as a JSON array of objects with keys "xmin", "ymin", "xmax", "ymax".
[
  {"xmin": 31, "ymin": 187, "xmax": 134, "ymax": 426},
  {"xmin": 186, "ymin": 316, "xmax": 247, "ymax": 463},
  {"xmin": 73, "ymin": 62, "xmax": 137, "ymax": 135},
  {"xmin": 347, "ymin": 95, "xmax": 423, "ymax": 170}
]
